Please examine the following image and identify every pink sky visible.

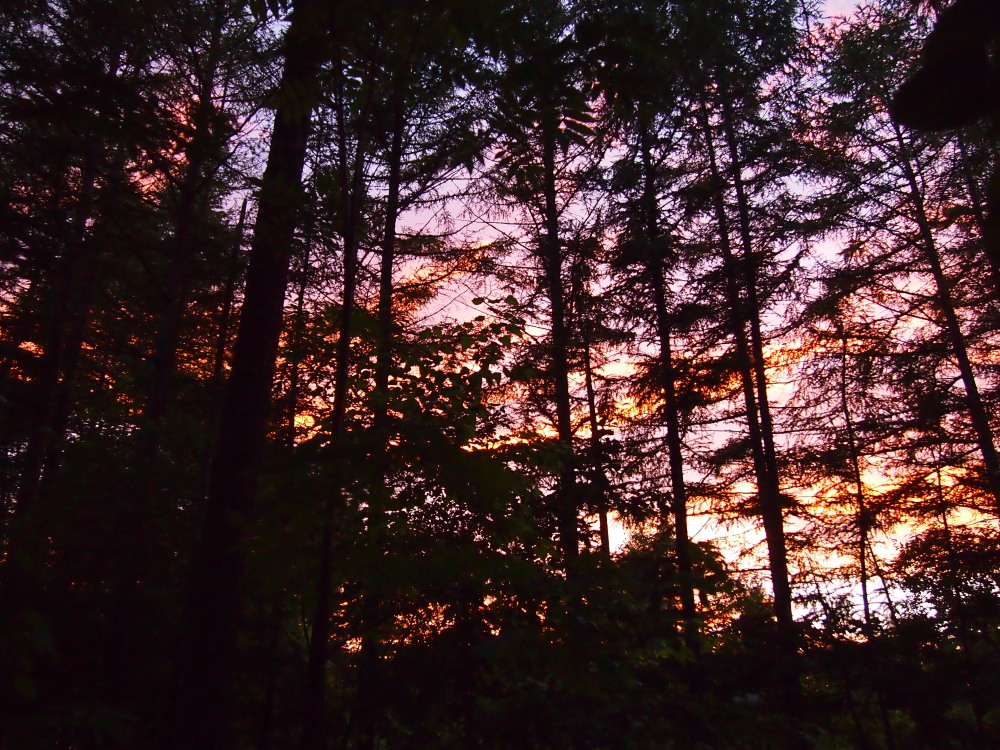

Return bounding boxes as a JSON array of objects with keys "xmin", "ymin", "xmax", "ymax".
[{"xmin": 824, "ymin": 0, "xmax": 860, "ymax": 15}]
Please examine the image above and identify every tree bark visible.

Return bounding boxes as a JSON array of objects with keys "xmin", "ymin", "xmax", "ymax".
[
  {"xmin": 895, "ymin": 125, "xmax": 1000, "ymax": 513},
  {"xmin": 300, "ymin": 45, "xmax": 378, "ymax": 750},
  {"xmin": 698, "ymin": 97, "xmax": 800, "ymax": 711},
  {"xmin": 637, "ymin": 114, "xmax": 698, "ymax": 644},
  {"xmin": 835, "ymin": 329, "xmax": 896, "ymax": 750},
  {"xmin": 541, "ymin": 126, "xmax": 579, "ymax": 574},
  {"xmin": 699, "ymin": 100, "xmax": 794, "ymax": 634},
  {"xmin": 170, "ymin": 3, "xmax": 330, "ymax": 747},
  {"xmin": 350, "ymin": 87, "xmax": 406, "ymax": 750},
  {"xmin": 580, "ymin": 332, "xmax": 611, "ymax": 558},
  {"xmin": 717, "ymin": 94, "xmax": 795, "ymax": 634},
  {"xmin": 143, "ymin": 0, "xmax": 230, "ymax": 439},
  {"xmin": 9, "ymin": 156, "xmax": 98, "ymax": 568}
]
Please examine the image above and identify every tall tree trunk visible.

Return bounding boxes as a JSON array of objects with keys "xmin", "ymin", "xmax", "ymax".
[
  {"xmin": 895, "ymin": 125, "xmax": 1000, "ymax": 512},
  {"xmin": 698, "ymin": 99, "xmax": 799, "ymax": 711},
  {"xmin": 170, "ymin": 3, "xmax": 330, "ymax": 747},
  {"xmin": 286, "ymin": 233, "xmax": 312, "ymax": 449},
  {"xmin": 955, "ymin": 136, "xmax": 1000, "ymax": 297},
  {"xmin": 349, "ymin": 92, "xmax": 405, "ymax": 750},
  {"xmin": 580, "ymin": 332, "xmax": 611, "ymax": 558},
  {"xmin": 541, "ymin": 126, "xmax": 579, "ymax": 575},
  {"xmin": 209, "ymin": 197, "xmax": 249, "ymax": 409},
  {"xmin": 717, "ymin": 94, "xmax": 795, "ymax": 634},
  {"xmin": 637, "ymin": 114, "xmax": 698, "ymax": 644},
  {"xmin": 9, "ymin": 157, "xmax": 98, "ymax": 568},
  {"xmin": 836, "ymin": 330, "xmax": 896, "ymax": 750},
  {"xmin": 143, "ymin": 0, "xmax": 230, "ymax": 439},
  {"xmin": 107, "ymin": 4, "xmax": 236, "ymax": 701},
  {"xmin": 0, "ymin": 128, "xmax": 105, "ymax": 750},
  {"xmin": 698, "ymin": 101, "xmax": 794, "ymax": 634},
  {"xmin": 253, "ymin": 221, "xmax": 312, "ymax": 750},
  {"xmin": 300, "ymin": 48, "xmax": 376, "ymax": 750}
]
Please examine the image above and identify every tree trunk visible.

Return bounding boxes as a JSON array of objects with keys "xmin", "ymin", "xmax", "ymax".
[
  {"xmin": 955, "ymin": 136, "xmax": 1000, "ymax": 297},
  {"xmin": 895, "ymin": 125, "xmax": 1000, "ymax": 512},
  {"xmin": 108, "ymin": 5, "xmax": 235, "ymax": 700},
  {"xmin": 301, "ymin": 46, "xmax": 377, "ymax": 750},
  {"xmin": 353, "ymin": 94, "xmax": 406, "ymax": 750},
  {"xmin": 718, "ymin": 94, "xmax": 795, "ymax": 634},
  {"xmin": 580, "ymin": 333, "xmax": 611, "ymax": 558},
  {"xmin": 143, "ymin": 0, "xmax": 229, "ymax": 439},
  {"xmin": 698, "ymin": 97, "xmax": 799, "ymax": 709},
  {"xmin": 836, "ymin": 330, "xmax": 896, "ymax": 750},
  {"xmin": 209, "ymin": 197, "xmax": 248, "ymax": 409},
  {"xmin": 638, "ymin": 114, "xmax": 698, "ymax": 644},
  {"xmin": 170, "ymin": 3, "xmax": 330, "ymax": 747},
  {"xmin": 9, "ymin": 156, "xmax": 98, "ymax": 569},
  {"xmin": 541, "ymin": 126, "xmax": 579, "ymax": 575},
  {"xmin": 698, "ymin": 100, "xmax": 794, "ymax": 634}
]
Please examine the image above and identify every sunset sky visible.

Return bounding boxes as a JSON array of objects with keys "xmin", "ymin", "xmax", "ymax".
[{"xmin": 825, "ymin": 0, "xmax": 860, "ymax": 14}]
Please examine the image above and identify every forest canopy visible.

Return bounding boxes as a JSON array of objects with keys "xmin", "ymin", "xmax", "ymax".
[{"xmin": 1, "ymin": 0, "xmax": 999, "ymax": 748}]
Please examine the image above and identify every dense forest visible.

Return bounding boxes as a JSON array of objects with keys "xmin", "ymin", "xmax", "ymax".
[{"xmin": 2, "ymin": 0, "xmax": 999, "ymax": 747}]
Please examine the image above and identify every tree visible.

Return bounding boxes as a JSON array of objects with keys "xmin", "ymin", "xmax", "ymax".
[
  {"xmin": 814, "ymin": 0, "xmax": 1000, "ymax": 517},
  {"xmin": 486, "ymin": 0, "xmax": 597, "ymax": 576},
  {"xmin": 579, "ymin": 0, "xmax": 702, "ymax": 644},
  {"xmin": 677, "ymin": 0, "xmax": 811, "ymax": 695},
  {"xmin": 170, "ymin": 1, "xmax": 332, "ymax": 746}
]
